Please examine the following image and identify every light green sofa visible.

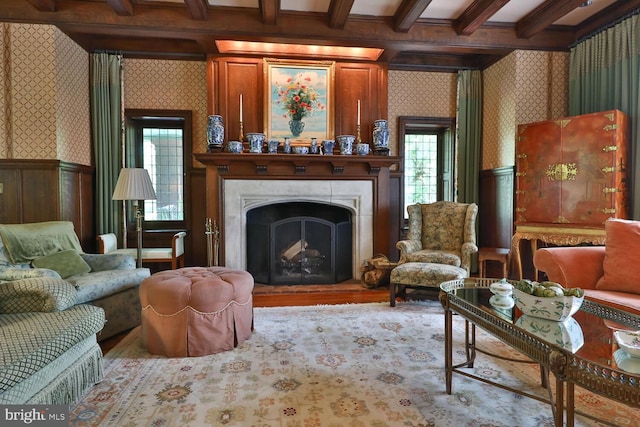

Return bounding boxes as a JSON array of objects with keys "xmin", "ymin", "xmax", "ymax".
[
  {"xmin": 0, "ymin": 276, "xmax": 105, "ymax": 404},
  {"xmin": 0, "ymin": 221, "xmax": 150, "ymax": 340}
]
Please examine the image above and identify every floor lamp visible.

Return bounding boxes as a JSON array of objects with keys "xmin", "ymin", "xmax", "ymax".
[{"xmin": 112, "ymin": 168, "xmax": 157, "ymax": 268}]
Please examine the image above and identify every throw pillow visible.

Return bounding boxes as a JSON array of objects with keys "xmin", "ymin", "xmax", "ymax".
[
  {"xmin": 0, "ymin": 277, "xmax": 77, "ymax": 313},
  {"xmin": 595, "ymin": 218, "xmax": 640, "ymax": 294},
  {"xmin": 32, "ymin": 249, "xmax": 91, "ymax": 279}
]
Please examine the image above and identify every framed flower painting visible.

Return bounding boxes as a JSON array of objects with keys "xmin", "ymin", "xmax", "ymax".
[{"xmin": 264, "ymin": 58, "xmax": 335, "ymax": 140}]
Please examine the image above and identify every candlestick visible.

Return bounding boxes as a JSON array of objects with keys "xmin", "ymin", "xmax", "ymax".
[
  {"xmin": 356, "ymin": 124, "xmax": 362, "ymax": 144},
  {"xmin": 357, "ymin": 99, "xmax": 361, "ymax": 126},
  {"xmin": 239, "ymin": 93, "xmax": 243, "ymax": 122},
  {"xmin": 239, "ymin": 121, "xmax": 244, "ymax": 142}
]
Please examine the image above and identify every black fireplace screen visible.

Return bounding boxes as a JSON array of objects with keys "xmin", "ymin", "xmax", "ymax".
[{"xmin": 247, "ymin": 202, "xmax": 352, "ymax": 285}]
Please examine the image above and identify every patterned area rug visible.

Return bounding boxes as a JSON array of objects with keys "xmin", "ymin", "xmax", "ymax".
[{"xmin": 70, "ymin": 302, "xmax": 634, "ymax": 426}]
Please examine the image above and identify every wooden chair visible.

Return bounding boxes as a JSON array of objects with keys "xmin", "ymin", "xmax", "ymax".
[{"xmin": 97, "ymin": 232, "xmax": 186, "ymax": 270}]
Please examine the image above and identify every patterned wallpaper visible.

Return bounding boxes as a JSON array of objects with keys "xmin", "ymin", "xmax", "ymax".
[
  {"xmin": 0, "ymin": 23, "xmax": 90, "ymax": 164},
  {"xmin": 124, "ymin": 58, "xmax": 208, "ymax": 164},
  {"xmin": 482, "ymin": 50, "xmax": 569, "ymax": 170},
  {"xmin": 54, "ymin": 29, "xmax": 91, "ymax": 165},
  {"xmin": 0, "ymin": 24, "xmax": 7, "ymax": 159},
  {"xmin": 9, "ymin": 24, "xmax": 57, "ymax": 160},
  {"xmin": 387, "ymin": 70, "xmax": 457, "ymax": 156}
]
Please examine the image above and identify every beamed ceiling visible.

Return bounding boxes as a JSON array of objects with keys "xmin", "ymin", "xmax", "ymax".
[{"xmin": 2, "ymin": 0, "xmax": 639, "ymax": 71}]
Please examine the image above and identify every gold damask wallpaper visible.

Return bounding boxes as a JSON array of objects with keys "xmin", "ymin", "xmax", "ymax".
[
  {"xmin": 124, "ymin": 58, "xmax": 208, "ymax": 164},
  {"xmin": 387, "ymin": 70, "xmax": 457, "ymax": 156},
  {"xmin": 0, "ymin": 23, "xmax": 90, "ymax": 165},
  {"xmin": 0, "ymin": 25, "xmax": 7, "ymax": 159},
  {"xmin": 482, "ymin": 50, "xmax": 569, "ymax": 170}
]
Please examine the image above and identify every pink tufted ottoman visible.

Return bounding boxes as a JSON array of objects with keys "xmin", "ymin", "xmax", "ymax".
[{"xmin": 139, "ymin": 267, "xmax": 254, "ymax": 357}]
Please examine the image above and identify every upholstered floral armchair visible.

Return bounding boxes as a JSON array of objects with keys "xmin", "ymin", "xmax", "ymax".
[{"xmin": 396, "ymin": 201, "xmax": 478, "ymax": 274}]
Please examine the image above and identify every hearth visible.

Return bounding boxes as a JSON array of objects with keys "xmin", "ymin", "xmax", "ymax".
[{"xmin": 247, "ymin": 202, "xmax": 352, "ymax": 284}]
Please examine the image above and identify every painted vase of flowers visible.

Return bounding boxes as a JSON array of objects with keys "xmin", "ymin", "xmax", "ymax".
[
  {"xmin": 276, "ymin": 73, "xmax": 325, "ymax": 137},
  {"xmin": 289, "ymin": 119, "xmax": 305, "ymax": 137},
  {"xmin": 207, "ymin": 115, "xmax": 224, "ymax": 148}
]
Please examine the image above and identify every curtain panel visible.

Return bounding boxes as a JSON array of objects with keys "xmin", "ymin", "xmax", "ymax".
[
  {"xmin": 90, "ymin": 53, "xmax": 124, "ymax": 237},
  {"xmin": 569, "ymin": 14, "xmax": 640, "ymax": 219},
  {"xmin": 456, "ymin": 69, "xmax": 482, "ymax": 206}
]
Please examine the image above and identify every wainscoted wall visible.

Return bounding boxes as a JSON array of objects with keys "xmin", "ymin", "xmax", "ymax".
[{"xmin": 0, "ymin": 23, "xmax": 90, "ymax": 165}]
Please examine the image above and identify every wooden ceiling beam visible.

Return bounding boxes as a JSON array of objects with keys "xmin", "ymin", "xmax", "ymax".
[
  {"xmin": 393, "ymin": 0, "xmax": 434, "ymax": 33},
  {"xmin": 259, "ymin": 0, "xmax": 280, "ymax": 25},
  {"xmin": 328, "ymin": 0, "xmax": 354, "ymax": 29},
  {"xmin": 516, "ymin": 0, "xmax": 585, "ymax": 39},
  {"xmin": 184, "ymin": 0, "xmax": 208, "ymax": 21},
  {"xmin": 0, "ymin": 1, "xmax": 574, "ymax": 52},
  {"xmin": 575, "ymin": 0, "xmax": 640, "ymax": 41},
  {"xmin": 455, "ymin": 0, "xmax": 510, "ymax": 36},
  {"xmin": 25, "ymin": 0, "xmax": 56, "ymax": 12},
  {"xmin": 106, "ymin": 0, "xmax": 133, "ymax": 17}
]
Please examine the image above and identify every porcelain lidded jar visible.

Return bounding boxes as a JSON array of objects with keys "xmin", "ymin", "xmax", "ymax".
[
  {"xmin": 372, "ymin": 119, "xmax": 389, "ymax": 149},
  {"xmin": 206, "ymin": 115, "xmax": 224, "ymax": 148}
]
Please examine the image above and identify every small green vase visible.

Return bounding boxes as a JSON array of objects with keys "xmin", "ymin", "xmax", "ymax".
[{"xmin": 289, "ymin": 119, "xmax": 305, "ymax": 137}]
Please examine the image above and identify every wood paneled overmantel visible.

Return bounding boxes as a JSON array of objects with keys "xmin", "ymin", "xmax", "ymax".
[{"xmin": 194, "ymin": 153, "xmax": 400, "ymax": 263}]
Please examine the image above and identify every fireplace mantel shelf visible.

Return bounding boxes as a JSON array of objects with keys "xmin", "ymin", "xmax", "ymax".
[{"xmin": 194, "ymin": 152, "xmax": 400, "ymax": 177}]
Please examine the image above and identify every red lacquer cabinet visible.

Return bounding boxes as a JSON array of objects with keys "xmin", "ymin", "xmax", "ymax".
[
  {"xmin": 512, "ymin": 110, "xmax": 630, "ymax": 279},
  {"xmin": 515, "ymin": 109, "xmax": 629, "ymax": 225}
]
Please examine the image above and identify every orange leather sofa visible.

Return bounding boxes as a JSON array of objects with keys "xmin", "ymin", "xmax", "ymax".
[{"xmin": 534, "ymin": 246, "xmax": 640, "ymax": 316}]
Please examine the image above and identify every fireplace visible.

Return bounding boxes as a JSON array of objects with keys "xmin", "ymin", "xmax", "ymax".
[
  {"xmin": 247, "ymin": 202, "xmax": 352, "ymax": 284},
  {"xmin": 193, "ymin": 152, "xmax": 399, "ymax": 281},
  {"xmin": 222, "ymin": 179, "xmax": 372, "ymax": 280}
]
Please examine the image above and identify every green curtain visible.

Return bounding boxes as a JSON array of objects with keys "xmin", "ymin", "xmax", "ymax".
[
  {"xmin": 569, "ymin": 14, "xmax": 640, "ymax": 219},
  {"xmin": 456, "ymin": 69, "xmax": 482, "ymax": 205},
  {"xmin": 90, "ymin": 52, "xmax": 124, "ymax": 235}
]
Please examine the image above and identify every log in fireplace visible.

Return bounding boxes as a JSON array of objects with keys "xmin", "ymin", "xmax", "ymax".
[{"xmin": 247, "ymin": 202, "xmax": 352, "ymax": 284}]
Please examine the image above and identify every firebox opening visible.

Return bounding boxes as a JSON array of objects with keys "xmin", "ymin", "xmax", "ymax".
[{"xmin": 246, "ymin": 202, "xmax": 352, "ymax": 285}]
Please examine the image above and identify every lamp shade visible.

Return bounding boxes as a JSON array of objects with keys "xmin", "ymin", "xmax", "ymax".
[{"xmin": 112, "ymin": 168, "xmax": 157, "ymax": 201}]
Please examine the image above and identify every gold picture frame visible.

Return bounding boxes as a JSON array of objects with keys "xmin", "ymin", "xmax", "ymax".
[{"xmin": 264, "ymin": 58, "xmax": 335, "ymax": 140}]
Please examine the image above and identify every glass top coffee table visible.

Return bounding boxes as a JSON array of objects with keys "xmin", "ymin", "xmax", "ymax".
[{"xmin": 439, "ymin": 277, "xmax": 640, "ymax": 427}]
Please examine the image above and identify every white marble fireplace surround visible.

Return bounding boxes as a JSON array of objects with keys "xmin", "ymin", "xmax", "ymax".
[{"xmin": 223, "ymin": 179, "xmax": 373, "ymax": 279}]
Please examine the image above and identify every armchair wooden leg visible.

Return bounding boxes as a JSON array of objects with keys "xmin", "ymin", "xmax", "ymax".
[{"xmin": 390, "ymin": 283, "xmax": 397, "ymax": 307}]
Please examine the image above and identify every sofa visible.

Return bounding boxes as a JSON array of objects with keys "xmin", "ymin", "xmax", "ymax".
[
  {"xmin": 0, "ymin": 221, "xmax": 151, "ymax": 340},
  {"xmin": 533, "ymin": 218, "xmax": 640, "ymax": 315},
  {"xmin": 0, "ymin": 277, "xmax": 105, "ymax": 404}
]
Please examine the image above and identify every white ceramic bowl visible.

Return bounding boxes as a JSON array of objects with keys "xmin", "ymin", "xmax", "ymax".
[
  {"xmin": 614, "ymin": 330, "xmax": 640, "ymax": 358},
  {"xmin": 512, "ymin": 288, "xmax": 583, "ymax": 321},
  {"xmin": 515, "ymin": 315, "xmax": 584, "ymax": 352},
  {"xmin": 292, "ymin": 146, "xmax": 309, "ymax": 154}
]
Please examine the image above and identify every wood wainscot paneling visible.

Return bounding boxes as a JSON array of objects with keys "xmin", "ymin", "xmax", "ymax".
[
  {"xmin": 334, "ymin": 62, "xmax": 388, "ymax": 139},
  {"xmin": 187, "ymin": 167, "xmax": 207, "ymax": 267},
  {"xmin": 479, "ymin": 166, "xmax": 514, "ymax": 275},
  {"xmin": 0, "ymin": 159, "xmax": 95, "ymax": 250},
  {"xmin": 207, "ymin": 57, "xmax": 388, "ymax": 143},
  {"xmin": 210, "ymin": 57, "xmax": 263, "ymax": 141}
]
